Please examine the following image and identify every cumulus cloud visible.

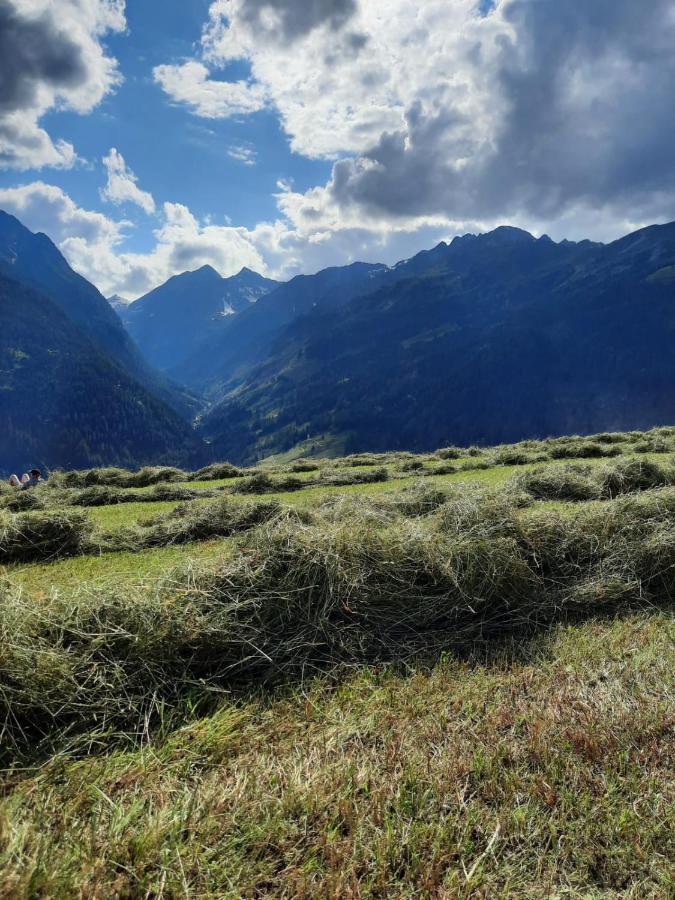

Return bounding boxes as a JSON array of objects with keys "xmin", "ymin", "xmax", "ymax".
[
  {"xmin": 204, "ymin": 0, "xmax": 358, "ymax": 48},
  {"xmin": 0, "ymin": 181, "xmax": 124, "ymax": 245},
  {"xmin": 101, "ymin": 148, "xmax": 156, "ymax": 215},
  {"xmin": 0, "ymin": 178, "xmax": 463, "ymax": 299},
  {"xmin": 69, "ymin": 200, "xmax": 268, "ymax": 297},
  {"xmin": 156, "ymin": 0, "xmax": 675, "ymax": 241},
  {"xmin": 322, "ymin": 0, "xmax": 675, "ymax": 227},
  {"xmin": 153, "ymin": 61, "xmax": 267, "ymax": 119},
  {"xmin": 0, "ymin": 180, "xmax": 269, "ymax": 297},
  {"xmin": 0, "ymin": 0, "xmax": 125, "ymax": 170}
]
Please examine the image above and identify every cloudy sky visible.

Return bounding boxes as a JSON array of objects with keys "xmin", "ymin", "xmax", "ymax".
[{"xmin": 0, "ymin": 0, "xmax": 674, "ymax": 299}]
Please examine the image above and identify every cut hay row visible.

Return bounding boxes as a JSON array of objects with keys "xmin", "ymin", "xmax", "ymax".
[
  {"xmin": 511, "ymin": 457, "xmax": 675, "ymax": 501},
  {"xmin": 2, "ymin": 457, "xmax": 675, "ymax": 566},
  {"xmin": 0, "ymin": 509, "xmax": 90, "ymax": 564},
  {"xmin": 0, "ymin": 483, "xmax": 218, "ymax": 513},
  {"xmin": 2, "ymin": 485, "xmax": 674, "ymax": 763},
  {"xmin": 0, "ymin": 498, "xmax": 297, "ymax": 564},
  {"xmin": 23, "ymin": 425, "xmax": 675, "ymax": 489}
]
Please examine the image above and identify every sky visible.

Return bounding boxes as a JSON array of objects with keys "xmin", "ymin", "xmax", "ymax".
[{"xmin": 0, "ymin": 0, "xmax": 674, "ymax": 299}]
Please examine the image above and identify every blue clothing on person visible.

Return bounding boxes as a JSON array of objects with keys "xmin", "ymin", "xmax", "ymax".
[{"xmin": 21, "ymin": 470, "xmax": 44, "ymax": 490}]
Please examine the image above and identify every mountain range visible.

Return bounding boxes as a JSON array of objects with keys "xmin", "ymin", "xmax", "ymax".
[
  {"xmin": 121, "ymin": 265, "xmax": 278, "ymax": 373},
  {"xmin": 2, "ymin": 207, "xmax": 675, "ymax": 471},
  {"xmin": 194, "ymin": 223, "xmax": 675, "ymax": 462},
  {"xmin": 0, "ymin": 212, "xmax": 204, "ymax": 473}
]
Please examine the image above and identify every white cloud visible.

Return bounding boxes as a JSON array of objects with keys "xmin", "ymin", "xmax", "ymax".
[
  {"xmin": 0, "ymin": 0, "xmax": 126, "ymax": 170},
  {"xmin": 227, "ymin": 143, "xmax": 258, "ymax": 166},
  {"xmin": 0, "ymin": 181, "xmax": 125, "ymax": 245},
  {"xmin": 155, "ymin": 0, "xmax": 675, "ymax": 243},
  {"xmin": 69, "ymin": 200, "xmax": 268, "ymax": 297},
  {"xmin": 101, "ymin": 148, "xmax": 156, "ymax": 214},
  {"xmin": 0, "ymin": 180, "xmax": 269, "ymax": 297},
  {"xmin": 0, "ymin": 178, "xmax": 459, "ymax": 299},
  {"xmin": 153, "ymin": 61, "xmax": 267, "ymax": 118},
  {"xmin": 162, "ymin": 0, "xmax": 498, "ymax": 160}
]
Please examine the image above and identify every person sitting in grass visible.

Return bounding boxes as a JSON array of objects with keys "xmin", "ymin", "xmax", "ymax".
[
  {"xmin": 21, "ymin": 468, "xmax": 44, "ymax": 490},
  {"xmin": 8, "ymin": 474, "xmax": 21, "ymax": 487}
]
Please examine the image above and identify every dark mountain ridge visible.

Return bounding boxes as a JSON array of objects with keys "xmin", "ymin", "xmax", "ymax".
[
  {"xmin": 0, "ymin": 211, "xmax": 197, "ymax": 419},
  {"xmin": 0, "ymin": 272, "xmax": 205, "ymax": 474},
  {"xmin": 169, "ymin": 261, "xmax": 391, "ymax": 399},
  {"xmin": 123, "ymin": 265, "xmax": 279, "ymax": 373}
]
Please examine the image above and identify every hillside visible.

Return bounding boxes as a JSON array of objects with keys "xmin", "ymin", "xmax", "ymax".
[
  {"xmin": 171, "ymin": 261, "xmax": 390, "ymax": 398},
  {"xmin": 0, "ymin": 211, "xmax": 197, "ymax": 419},
  {"xmin": 0, "ymin": 273, "xmax": 205, "ymax": 473},
  {"xmin": 123, "ymin": 265, "xmax": 278, "ymax": 372},
  {"xmin": 1, "ymin": 430, "xmax": 673, "ymax": 895},
  {"xmin": 198, "ymin": 223, "xmax": 675, "ymax": 463}
]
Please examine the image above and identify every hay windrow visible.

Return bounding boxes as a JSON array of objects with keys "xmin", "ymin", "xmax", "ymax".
[
  {"xmin": 2, "ymin": 484, "xmax": 674, "ymax": 762},
  {"xmin": 0, "ymin": 509, "xmax": 90, "ymax": 563}
]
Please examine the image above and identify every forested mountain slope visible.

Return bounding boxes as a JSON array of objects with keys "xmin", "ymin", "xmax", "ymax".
[
  {"xmin": 0, "ymin": 274, "xmax": 205, "ymax": 473},
  {"xmin": 0, "ymin": 211, "xmax": 197, "ymax": 419},
  {"xmin": 199, "ymin": 223, "xmax": 675, "ymax": 463},
  {"xmin": 170, "ymin": 261, "xmax": 390, "ymax": 399}
]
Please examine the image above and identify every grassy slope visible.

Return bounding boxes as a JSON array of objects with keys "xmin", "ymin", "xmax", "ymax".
[
  {"xmin": 8, "ymin": 453, "xmax": 656, "ymax": 595},
  {"xmin": 2, "ymin": 466, "xmax": 536, "ymax": 594},
  {"xmin": 1, "ymin": 434, "xmax": 674, "ymax": 897},
  {"xmin": 2, "ymin": 612, "xmax": 672, "ymax": 896}
]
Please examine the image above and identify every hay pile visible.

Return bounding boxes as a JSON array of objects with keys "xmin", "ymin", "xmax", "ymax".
[
  {"xmin": 109, "ymin": 497, "xmax": 304, "ymax": 550},
  {"xmin": 596, "ymin": 457, "xmax": 674, "ymax": 498},
  {"xmin": 510, "ymin": 465, "xmax": 600, "ymax": 502},
  {"xmin": 3, "ymin": 485, "xmax": 674, "ymax": 761},
  {"xmin": 0, "ymin": 509, "xmax": 90, "ymax": 563},
  {"xmin": 55, "ymin": 466, "xmax": 186, "ymax": 489},
  {"xmin": 511, "ymin": 458, "xmax": 675, "ymax": 502},
  {"xmin": 289, "ymin": 460, "xmax": 321, "ymax": 473},
  {"xmin": 64, "ymin": 484, "xmax": 210, "ymax": 507},
  {"xmin": 321, "ymin": 467, "xmax": 389, "ymax": 486},
  {"xmin": 189, "ymin": 462, "xmax": 244, "ymax": 481},
  {"xmin": 234, "ymin": 473, "xmax": 306, "ymax": 494},
  {"xmin": 0, "ymin": 489, "xmax": 46, "ymax": 513},
  {"xmin": 548, "ymin": 441, "xmax": 622, "ymax": 460}
]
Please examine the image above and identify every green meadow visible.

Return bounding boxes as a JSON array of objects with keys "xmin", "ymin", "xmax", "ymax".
[{"xmin": 1, "ymin": 429, "xmax": 673, "ymax": 897}]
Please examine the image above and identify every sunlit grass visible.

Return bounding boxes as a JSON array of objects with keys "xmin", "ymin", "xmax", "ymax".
[
  {"xmin": 1, "ymin": 610, "xmax": 671, "ymax": 896},
  {"xmin": 1, "ymin": 436, "xmax": 674, "ymax": 895},
  {"xmin": 9, "ymin": 539, "xmax": 232, "ymax": 596}
]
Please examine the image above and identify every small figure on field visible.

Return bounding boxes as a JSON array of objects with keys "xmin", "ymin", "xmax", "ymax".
[
  {"xmin": 22, "ymin": 469, "xmax": 43, "ymax": 490},
  {"xmin": 7, "ymin": 474, "xmax": 21, "ymax": 487}
]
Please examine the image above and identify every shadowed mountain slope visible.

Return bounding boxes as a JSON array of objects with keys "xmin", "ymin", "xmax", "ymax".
[
  {"xmin": 170, "ymin": 262, "xmax": 390, "ymax": 399},
  {"xmin": 123, "ymin": 265, "xmax": 279, "ymax": 373},
  {"xmin": 197, "ymin": 222, "xmax": 675, "ymax": 463},
  {"xmin": 0, "ymin": 211, "xmax": 197, "ymax": 419},
  {"xmin": 0, "ymin": 273, "xmax": 206, "ymax": 473}
]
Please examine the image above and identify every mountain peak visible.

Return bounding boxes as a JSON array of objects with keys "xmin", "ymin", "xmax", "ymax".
[
  {"xmin": 233, "ymin": 266, "xmax": 274, "ymax": 284},
  {"xmin": 486, "ymin": 225, "xmax": 536, "ymax": 243},
  {"xmin": 124, "ymin": 262, "xmax": 280, "ymax": 371},
  {"xmin": 193, "ymin": 264, "xmax": 222, "ymax": 278}
]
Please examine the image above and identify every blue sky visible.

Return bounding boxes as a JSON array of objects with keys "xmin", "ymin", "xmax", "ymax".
[
  {"xmin": 0, "ymin": 0, "xmax": 673, "ymax": 298},
  {"xmin": 0, "ymin": 0, "xmax": 331, "ymax": 251}
]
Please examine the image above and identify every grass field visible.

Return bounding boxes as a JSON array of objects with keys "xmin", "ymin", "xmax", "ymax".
[{"xmin": 1, "ymin": 429, "xmax": 674, "ymax": 896}]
